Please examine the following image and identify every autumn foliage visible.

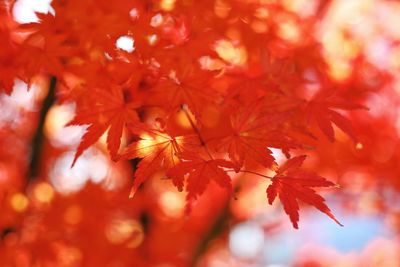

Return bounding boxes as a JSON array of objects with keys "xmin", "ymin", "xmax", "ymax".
[{"xmin": 1, "ymin": 0, "xmax": 400, "ymax": 266}]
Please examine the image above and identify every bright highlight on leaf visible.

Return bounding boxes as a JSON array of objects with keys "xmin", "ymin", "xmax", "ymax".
[{"xmin": 119, "ymin": 129, "xmax": 198, "ymax": 198}]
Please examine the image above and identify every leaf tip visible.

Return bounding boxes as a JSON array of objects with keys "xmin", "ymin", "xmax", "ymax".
[
  {"xmin": 129, "ymin": 186, "xmax": 136, "ymax": 198},
  {"xmin": 70, "ymin": 154, "xmax": 79, "ymax": 168}
]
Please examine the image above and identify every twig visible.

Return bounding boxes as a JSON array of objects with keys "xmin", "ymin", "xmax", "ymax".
[
  {"xmin": 181, "ymin": 105, "xmax": 214, "ymax": 159},
  {"xmin": 227, "ymin": 169, "xmax": 273, "ymax": 180}
]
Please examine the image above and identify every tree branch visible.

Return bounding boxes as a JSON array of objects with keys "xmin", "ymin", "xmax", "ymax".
[
  {"xmin": 28, "ymin": 76, "xmax": 57, "ymax": 180},
  {"xmin": 189, "ymin": 200, "xmax": 230, "ymax": 267}
]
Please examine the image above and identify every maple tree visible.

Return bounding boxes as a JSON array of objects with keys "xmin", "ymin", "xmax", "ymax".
[{"xmin": 1, "ymin": 0, "xmax": 400, "ymax": 266}]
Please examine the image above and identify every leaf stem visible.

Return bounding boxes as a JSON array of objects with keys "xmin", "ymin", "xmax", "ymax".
[
  {"xmin": 181, "ymin": 105, "xmax": 214, "ymax": 160},
  {"xmin": 227, "ymin": 169, "xmax": 273, "ymax": 180}
]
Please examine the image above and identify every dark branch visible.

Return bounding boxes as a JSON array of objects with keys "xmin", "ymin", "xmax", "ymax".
[{"xmin": 28, "ymin": 76, "xmax": 57, "ymax": 180}]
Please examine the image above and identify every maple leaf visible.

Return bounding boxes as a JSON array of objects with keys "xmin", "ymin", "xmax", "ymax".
[
  {"xmin": 118, "ymin": 130, "xmax": 198, "ymax": 197},
  {"xmin": 16, "ymin": 12, "xmax": 73, "ymax": 80},
  {"xmin": 68, "ymin": 86, "xmax": 140, "ymax": 166},
  {"xmin": 167, "ymin": 153, "xmax": 236, "ymax": 207},
  {"xmin": 18, "ymin": 12, "xmax": 58, "ymax": 37},
  {"xmin": 145, "ymin": 58, "xmax": 218, "ymax": 120},
  {"xmin": 266, "ymin": 155, "xmax": 342, "ymax": 229},
  {"xmin": 213, "ymin": 100, "xmax": 299, "ymax": 170},
  {"xmin": 0, "ymin": 42, "xmax": 17, "ymax": 94},
  {"xmin": 305, "ymin": 90, "xmax": 364, "ymax": 142},
  {"xmin": 17, "ymin": 35, "xmax": 72, "ymax": 80}
]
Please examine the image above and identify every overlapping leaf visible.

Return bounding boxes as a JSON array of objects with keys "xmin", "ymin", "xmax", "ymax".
[
  {"xmin": 167, "ymin": 153, "xmax": 236, "ymax": 205},
  {"xmin": 118, "ymin": 130, "xmax": 199, "ymax": 197},
  {"xmin": 213, "ymin": 100, "xmax": 299, "ymax": 170},
  {"xmin": 68, "ymin": 86, "xmax": 140, "ymax": 165},
  {"xmin": 145, "ymin": 60, "xmax": 218, "ymax": 120}
]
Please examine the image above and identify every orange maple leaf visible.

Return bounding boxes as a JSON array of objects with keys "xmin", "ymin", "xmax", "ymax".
[{"xmin": 118, "ymin": 129, "xmax": 198, "ymax": 197}]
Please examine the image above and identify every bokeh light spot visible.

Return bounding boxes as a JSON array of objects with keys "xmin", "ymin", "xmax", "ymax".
[
  {"xmin": 10, "ymin": 193, "xmax": 29, "ymax": 212},
  {"xmin": 33, "ymin": 182, "xmax": 55, "ymax": 204},
  {"xmin": 64, "ymin": 205, "xmax": 83, "ymax": 225}
]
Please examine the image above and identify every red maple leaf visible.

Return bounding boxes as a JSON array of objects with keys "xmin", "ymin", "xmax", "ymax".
[
  {"xmin": 145, "ymin": 60, "xmax": 218, "ymax": 120},
  {"xmin": 0, "ymin": 29, "xmax": 17, "ymax": 94},
  {"xmin": 212, "ymin": 100, "xmax": 298, "ymax": 170},
  {"xmin": 167, "ymin": 153, "xmax": 236, "ymax": 208},
  {"xmin": 266, "ymin": 155, "xmax": 342, "ymax": 229},
  {"xmin": 68, "ymin": 86, "xmax": 140, "ymax": 165},
  {"xmin": 305, "ymin": 90, "xmax": 364, "ymax": 142},
  {"xmin": 16, "ymin": 12, "xmax": 73, "ymax": 80}
]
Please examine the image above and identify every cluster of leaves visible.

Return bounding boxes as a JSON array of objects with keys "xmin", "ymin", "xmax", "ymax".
[{"xmin": 0, "ymin": 0, "xmax": 367, "ymax": 228}]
